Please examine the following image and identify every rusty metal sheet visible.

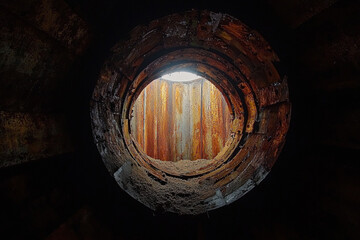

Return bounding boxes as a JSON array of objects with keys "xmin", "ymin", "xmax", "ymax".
[
  {"xmin": 190, "ymin": 80, "xmax": 202, "ymax": 160},
  {"xmin": 201, "ymin": 79, "xmax": 213, "ymax": 159},
  {"xmin": 130, "ymin": 78, "xmax": 231, "ymax": 161},
  {"xmin": 157, "ymin": 80, "xmax": 171, "ymax": 160},
  {"xmin": 132, "ymin": 89, "xmax": 144, "ymax": 148},
  {"xmin": 144, "ymin": 80, "xmax": 157, "ymax": 158}
]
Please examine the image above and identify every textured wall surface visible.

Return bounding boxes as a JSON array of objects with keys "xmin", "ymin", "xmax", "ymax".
[
  {"xmin": 91, "ymin": 10, "xmax": 290, "ymax": 214},
  {"xmin": 0, "ymin": 0, "xmax": 359, "ymax": 239},
  {"xmin": 0, "ymin": 0, "xmax": 90, "ymax": 167},
  {"xmin": 131, "ymin": 78, "xmax": 231, "ymax": 161},
  {"xmin": 0, "ymin": 111, "xmax": 74, "ymax": 167}
]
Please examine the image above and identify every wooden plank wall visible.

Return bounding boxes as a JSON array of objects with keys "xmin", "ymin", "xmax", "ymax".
[{"xmin": 130, "ymin": 78, "xmax": 231, "ymax": 161}]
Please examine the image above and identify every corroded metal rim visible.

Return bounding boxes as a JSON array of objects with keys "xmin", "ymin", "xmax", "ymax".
[
  {"xmin": 123, "ymin": 48, "xmax": 246, "ymax": 178},
  {"xmin": 90, "ymin": 10, "xmax": 290, "ymax": 214}
]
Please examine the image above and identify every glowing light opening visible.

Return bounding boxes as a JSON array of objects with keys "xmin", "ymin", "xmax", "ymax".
[{"xmin": 161, "ymin": 71, "xmax": 201, "ymax": 82}]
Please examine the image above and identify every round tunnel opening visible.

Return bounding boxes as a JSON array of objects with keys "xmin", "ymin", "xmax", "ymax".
[
  {"xmin": 90, "ymin": 10, "xmax": 290, "ymax": 214},
  {"xmin": 130, "ymin": 72, "xmax": 232, "ymax": 162}
]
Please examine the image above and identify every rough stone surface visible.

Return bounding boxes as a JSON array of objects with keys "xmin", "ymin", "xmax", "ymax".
[
  {"xmin": 0, "ymin": 0, "xmax": 90, "ymax": 168},
  {"xmin": 0, "ymin": 111, "xmax": 75, "ymax": 168},
  {"xmin": 0, "ymin": 0, "xmax": 90, "ymax": 54}
]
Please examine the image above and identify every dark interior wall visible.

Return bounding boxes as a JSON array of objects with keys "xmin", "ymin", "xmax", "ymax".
[{"xmin": 0, "ymin": 0, "xmax": 359, "ymax": 239}]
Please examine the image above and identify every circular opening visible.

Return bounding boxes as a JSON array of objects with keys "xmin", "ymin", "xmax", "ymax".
[
  {"xmin": 91, "ymin": 10, "xmax": 290, "ymax": 214},
  {"xmin": 161, "ymin": 71, "xmax": 200, "ymax": 82},
  {"xmin": 130, "ymin": 71, "xmax": 232, "ymax": 162}
]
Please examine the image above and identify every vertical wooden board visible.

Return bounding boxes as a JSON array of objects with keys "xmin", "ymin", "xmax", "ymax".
[
  {"xmin": 157, "ymin": 79, "xmax": 171, "ymax": 161},
  {"xmin": 201, "ymin": 79, "xmax": 213, "ymax": 159},
  {"xmin": 153, "ymin": 80, "xmax": 159, "ymax": 159},
  {"xmin": 169, "ymin": 82, "xmax": 177, "ymax": 161},
  {"xmin": 210, "ymin": 82, "xmax": 224, "ymax": 157},
  {"xmin": 175, "ymin": 82, "xmax": 191, "ymax": 160},
  {"xmin": 131, "ymin": 88, "xmax": 145, "ymax": 148},
  {"xmin": 173, "ymin": 82, "xmax": 180, "ymax": 160},
  {"xmin": 131, "ymin": 78, "xmax": 231, "ymax": 161},
  {"xmin": 173, "ymin": 82, "xmax": 183, "ymax": 160},
  {"xmin": 144, "ymin": 81, "xmax": 157, "ymax": 158},
  {"xmin": 190, "ymin": 80, "xmax": 203, "ymax": 160}
]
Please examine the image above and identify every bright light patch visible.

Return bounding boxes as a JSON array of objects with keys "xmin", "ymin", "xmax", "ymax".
[{"xmin": 162, "ymin": 71, "xmax": 200, "ymax": 82}]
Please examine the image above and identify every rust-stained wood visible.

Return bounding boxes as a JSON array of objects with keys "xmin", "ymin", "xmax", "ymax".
[
  {"xmin": 131, "ymin": 78, "xmax": 231, "ymax": 161},
  {"xmin": 190, "ymin": 80, "xmax": 202, "ymax": 160}
]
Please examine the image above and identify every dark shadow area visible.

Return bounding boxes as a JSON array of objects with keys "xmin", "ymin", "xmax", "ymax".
[{"xmin": 1, "ymin": 0, "xmax": 359, "ymax": 239}]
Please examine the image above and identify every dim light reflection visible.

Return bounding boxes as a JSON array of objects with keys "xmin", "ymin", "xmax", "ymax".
[{"xmin": 161, "ymin": 71, "xmax": 201, "ymax": 82}]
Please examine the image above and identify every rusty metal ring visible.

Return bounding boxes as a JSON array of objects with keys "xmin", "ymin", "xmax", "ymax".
[{"xmin": 90, "ymin": 10, "xmax": 290, "ymax": 214}]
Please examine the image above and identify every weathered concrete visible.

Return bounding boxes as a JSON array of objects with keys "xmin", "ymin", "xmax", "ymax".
[
  {"xmin": 0, "ymin": 0, "xmax": 90, "ymax": 54},
  {"xmin": 0, "ymin": 2, "xmax": 90, "ymax": 112},
  {"xmin": 0, "ymin": 0, "xmax": 90, "ymax": 168},
  {"xmin": 0, "ymin": 111, "xmax": 75, "ymax": 168}
]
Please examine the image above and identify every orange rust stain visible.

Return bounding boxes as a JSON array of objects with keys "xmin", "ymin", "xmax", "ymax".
[
  {"xmin": 174, "ymin": 83, "xmax": 183, "ymax": 114},
  {"xmin": 132, "ymin": 89, "xmax": 144, "ymax": 148},
  {"xmin": 217, "ymin": 30, "xmax": 233, "ymax": 41},
  {"xmin": 201, "ymin": 80, "xmax": 208, "ymax": 159},
  {"xmin": 131, "ymin": 78, "xmax": 232, "ymax": 161},
  {"xmin": 157, "ymin": 80, "xmax": 170, "ymax": 160},
  {"xmin": 190, "ymin": 81, "xmax": 202, "ymax": 160},
  {"xmin": 144, "ymin": 82, "xmax": 156, "ymax": 157},
  {"xmin": 244, "ymin": 93, "xmax": 257, "ymax": 133},
  {"xmin": 211, "ymin": 83, "xmax": 223, "ymax": 157}
]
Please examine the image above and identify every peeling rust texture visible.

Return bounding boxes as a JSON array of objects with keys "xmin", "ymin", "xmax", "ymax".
[
  {"xmin": 0, "ymin": 1, "xmax": 90, "ymax": 112},
  {"xmin": 130, "ymin": 78, "xmax": 231, "ymax": 161},
  {"xmin": 91, "ymin": 10, "xmax": 291, "ymax": 215},
  {"xmin": 0, "ymin": 111, "xmax": 75, "ymax": 168},
  {"xmin": 0, "ymin": 0, "xmax": 90, "ymax": 168},
  {"xmin": 0, "ymin": 0, "xmax": 90, "ymax": 55}
]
